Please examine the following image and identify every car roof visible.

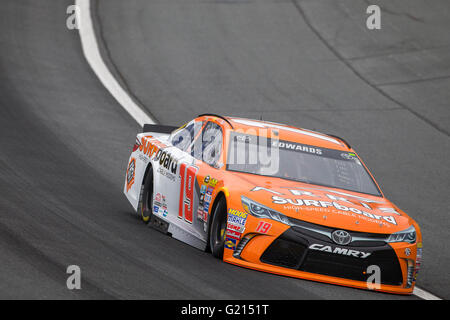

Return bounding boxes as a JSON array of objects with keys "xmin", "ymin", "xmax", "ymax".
[{"xmin": 201, "ymin": 115, "xmax": 351, "ymax": 151}]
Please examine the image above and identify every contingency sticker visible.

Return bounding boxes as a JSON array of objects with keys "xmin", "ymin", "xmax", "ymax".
[
  {"xmin": 126, "ymin": 158, "xmax": 136, "ymax": 192},
  {"xmin": 227, "ymin": 209, "xmax": 248, "ymax": 226},
  {"xmin": 224, "ymin": 238, "xmax": 237, "ymax": 250},
  {"xmin": 225, "ymin": 209, "xmax": 249, "ymax": 249},
  {"xmin": 202, "ymin": 187, "xmax": 215, "ymax": 222},
  {"xmin": 197, "ymin": 184, "xmax": 208, "ymax": 222}
]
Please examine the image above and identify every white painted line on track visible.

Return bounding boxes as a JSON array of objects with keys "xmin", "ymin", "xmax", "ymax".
[
  {"xmin": 413, "ymin": 286, "xmax": 441, "ymax": 300},
  {"xmin": 76, "ymin": 0, "xmax": 442, "ymax": 301},
  {"xmin": 76, "ymin": 0, "xmax": 156, "ymax": 127}
]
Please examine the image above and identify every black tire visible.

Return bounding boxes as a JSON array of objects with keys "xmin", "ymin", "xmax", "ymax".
[
  {"xmin": 208, "ymin": 195, "xmax": 228, "ymax": 259},
  {"xmin": 137, "ymin": 168, "xmax": 153, "ymax": 223}
]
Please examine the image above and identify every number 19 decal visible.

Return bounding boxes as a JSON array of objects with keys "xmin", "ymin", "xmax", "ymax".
[
  {"xmin": 256, "ymin": 221, "xmax": 272, "ymax": 234},
  {"xmin": 179, "ymin": 163, "xmax": 198, "ymax": 223}
]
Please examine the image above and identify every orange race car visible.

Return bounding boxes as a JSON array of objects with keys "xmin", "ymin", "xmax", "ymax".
[{"xmin": 124, "ymin": 114, "xmax": 422, "ymax": 294}]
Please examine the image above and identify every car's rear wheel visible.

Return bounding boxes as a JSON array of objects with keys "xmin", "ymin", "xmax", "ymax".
[
  {"xmin": 137, "ymin": 168, "xmax": 153, "ymax": 223},
  {"xmin": 209, "ymin": 195, "xmax": 228, "ymax": 259}
]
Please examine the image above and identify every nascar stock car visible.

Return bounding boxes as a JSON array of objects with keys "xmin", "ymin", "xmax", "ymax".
[{"xmin": 124, "ymin": 114, "xmax": 422, "ymax": 294}]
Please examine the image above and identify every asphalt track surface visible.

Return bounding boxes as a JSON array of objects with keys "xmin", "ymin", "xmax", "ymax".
[{"xmin": 0, "ymin": 0, "xmax": 448, "ymax": 299}]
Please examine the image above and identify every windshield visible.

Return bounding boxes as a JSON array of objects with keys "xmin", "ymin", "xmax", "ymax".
[{"xmin": 226, "ymin": 132, "xmax": 381, "ymax": 196}]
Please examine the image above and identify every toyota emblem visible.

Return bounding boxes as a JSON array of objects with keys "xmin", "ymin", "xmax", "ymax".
[{"xmin": 331, "ymin": 230, "xmax": 352, "ymax": 245}]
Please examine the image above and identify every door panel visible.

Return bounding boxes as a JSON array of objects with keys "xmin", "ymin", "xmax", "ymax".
[{"xmin": 153, "ymin": 119, "xmax": 226, "ymax": 247}]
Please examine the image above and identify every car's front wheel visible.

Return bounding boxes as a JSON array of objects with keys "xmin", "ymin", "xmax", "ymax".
[
  {"xmin": 209, "ymin": 195, "xmax": 228, "ymax": 259},
  {"xmin": 137, "ymin": 168, "xmax": 153, "ymax": 223}
]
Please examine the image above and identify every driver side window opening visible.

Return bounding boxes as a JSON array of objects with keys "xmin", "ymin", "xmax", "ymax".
[
  {"xmin": 170, "ymin": 120, "xmax": 202, "ymax": 152},
  {"xmin": 192, "ymin": 121, "xmax": 223, "ymax": 167}
]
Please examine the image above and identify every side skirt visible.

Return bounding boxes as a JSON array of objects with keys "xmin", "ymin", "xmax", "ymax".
[{"xmin": 168, "ymin": 223, "xmax": 207, "ymax": 251}]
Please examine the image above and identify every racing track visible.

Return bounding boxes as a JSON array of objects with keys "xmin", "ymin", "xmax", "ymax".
[{"xmin": 0, "ymin": 0, "xmax": 448, "ymax": 299}]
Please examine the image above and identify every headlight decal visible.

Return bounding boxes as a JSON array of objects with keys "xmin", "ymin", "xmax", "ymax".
[
  {"xmin": 242, "ymin": 196, "xmax": 291, "ymax": 226},
  {"xmin": 386, "ymin": 225, "xmax": 416, "ymax": 244}
]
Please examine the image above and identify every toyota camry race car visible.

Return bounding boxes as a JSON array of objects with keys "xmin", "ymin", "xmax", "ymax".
[{"xmin": 124, "ymin": 114, "xmax": 422, "ymax": 294}]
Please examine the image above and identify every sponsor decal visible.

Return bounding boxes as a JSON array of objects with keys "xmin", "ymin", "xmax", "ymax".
[
  {"xmin": 208, "ymin": 178, "xmax": 218, "ymax": 187},
  {"xmin": 200, "ymin": 184, "xmax": 207, "ymax": 193},
  {"xmin": 197, "ymin": 184, "xmax": 214, "ymax": 223},
  {"xmin": 251, "ymin": 186, "xmax": 384, "ymax": 205},
  {"xmin": 272, "ymin": 196, "xmax": 397, "ymax": 226},
  {"xmin": 309, "ymin": 244, "xmax": 371, "ymax": 259},
  {"xmin": 199, "ymin": 184, "xmax": 207, "ymax": 206},
  {"xmin": 226, "ymin": 229, "xmax": 242, "ymax": 240},
  {"xmin": 154, "ymin": 193, "xmax": 168, "ymax": 217},
  {"xmin": 197, "ymin": 208, "xmax": 204, "ymax": 221},
  {"xmin": 341, "ymin": 152, "xmax": 357, "ymax": 160},
  {"xmin": 415, "ymin": 246, "xmax": 422, "ymax": 279},
  {"xmin": 226, "ymin": 209, "xmax": 248, "ymax": 241},
  {"xmin": 138, "ymin": 137, "xmax": 165, "ymax": 158},
  {"xmin": 204, "ymin": 176, "xmax": 210, "ymax": 184},
  {"xmin": 224, "ymin": 238, "xmax": 237, "ymax": 250},
  {"xmin": 227, "ymin": 209, "xmax": 248, "ymax": 225},
  {"xmin": 203, "ymin": 202, "xmax": 210, "ymax": 216},
  {"xmin": 138, "ymin": 153, "xmax": 149, "ymax": 164},
  {"xmin": 137, "ymin": 137, "xmax": 180, "ymax": 175},
  {"xmin": 126, "ymin": 158, "xmax": 136, "ymax": 192},
  {"xmin": 157, "ymin": 166, "xmax": 176, "ymax": 181},
  {"xmin": 227, "ymin": 223, "xmax": 245, "ymax": 233},
  {"xmin": 199, "ymin": 186, "xmax": 215, "ymax": 221},
  {"xmin": 155, "ymin": 149, "xmax": 179, "ymax": 174}
]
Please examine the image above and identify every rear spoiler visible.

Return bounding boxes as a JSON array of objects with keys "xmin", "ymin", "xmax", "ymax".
[{"xmin": 142, "ymin": 124, "xmax": 178, "ymax": 134}]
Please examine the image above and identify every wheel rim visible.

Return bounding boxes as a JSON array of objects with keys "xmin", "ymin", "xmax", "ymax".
[
  {"xmin": 214, "ymin": 207, "xmax": 227, "ymax": 247},
  {"xmin": 141, "ymin": 179, "xmax": 152, "ymax": 222}
]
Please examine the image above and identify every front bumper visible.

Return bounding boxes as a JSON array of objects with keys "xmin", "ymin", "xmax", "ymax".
[{"xmin": 223, "ymin": 220, "xmax": 418, "ymax": 294}]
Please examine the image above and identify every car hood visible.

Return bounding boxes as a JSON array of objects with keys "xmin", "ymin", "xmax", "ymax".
[{"xmin": 232, "ymin": 173, "xmax": 413, "ymax": 234}]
